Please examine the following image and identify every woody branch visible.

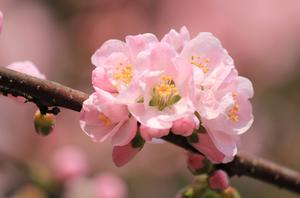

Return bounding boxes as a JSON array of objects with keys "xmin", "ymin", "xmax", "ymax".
[{"xmin": 0, "ymin": 67, "xmax": 300, "ymax": 194}]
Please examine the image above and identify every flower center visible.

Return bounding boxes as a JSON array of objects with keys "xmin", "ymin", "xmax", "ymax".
[
  {"xmin": 149, "ymin": 75, "xmax": 181, "ymax": 111},
  {"xmin": 228, "ymin": 93, "xmax": 239, "ymax": 122},
  {"xmin": 191, "ymin": 55, "xmax": 209, "ymax": 73},
  {"xmin": 114, "ymin": 63, "xmax": 133, "ymax": 85},
  {"xmin": 98, "ymin": 113, "xmax": 112, "ymax": 126}
]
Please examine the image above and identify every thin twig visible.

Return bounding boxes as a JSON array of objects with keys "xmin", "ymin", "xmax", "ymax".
[{"xmin": 1, "ymin": 67, "xmax": 300, "ymax": 194}]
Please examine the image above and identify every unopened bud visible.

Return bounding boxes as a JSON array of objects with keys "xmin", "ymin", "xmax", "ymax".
[
  {"xmin": 208, "ymin": 170, "xmax": 229, "ymax": 190},
  {"xmin": 34, "ymin": 110, "xmax": 55, "ymax": 136},
  {"xmin": 186, "ymin": 153, "xmax": 213, "ymax": 175},
  {"xmin": 220, "ymin": 187, "xmax": 241, "ymax": 198}
]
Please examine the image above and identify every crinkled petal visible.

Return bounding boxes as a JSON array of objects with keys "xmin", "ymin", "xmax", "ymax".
[
  {"xmin": 111, "ymin": 117, "xmax": 137, "ymax": 146},
  {"xmin": 207, "ymin": 130, "xmax": 239, "ymax": 157},
  {"xmin": 92, "ymin": 39, "xmax": 127, "ymax": 67},
  {"xmin": 237, "ymin": 76, "xmax": 254, "ymax": 99},
  {"xmin": 92, "ymin": 67, "xmax": 117, "ymax": 93}
]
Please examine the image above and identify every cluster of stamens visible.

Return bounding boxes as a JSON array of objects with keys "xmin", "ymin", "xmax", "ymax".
[
  {"xmin": 191, "ymin": 55, "xmax": 209, "ymax": 73},
  {"xmin": 114, "ymin": 63, "xmax": 133, "ymax": 85},
  {"xmin": 228, "ymin": 92, "xmax": 239, "ymax": 122},
  {"xmin": 98, "ymin": 113, "xmax": 112, "ymax": 126},
  {"xmin": 149, "ymin": 75, "xmax": 181, "ymax": 111}
]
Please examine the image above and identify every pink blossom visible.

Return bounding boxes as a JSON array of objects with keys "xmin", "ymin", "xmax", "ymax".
[
  {"xmin": 51, "ymin": 146, "xmax": 89, "ymax": 182},
  {"xmin": 186, "ymin": 152, "xmax": 205, "ymax": 173},
  {"xmin": 208, "ymin": 170, "xmax": 229, "ymax": 190},
  {"xmin": 92, "ymin": 173, "xmax": 128, "ymax": 198},
  {"xmin": 79, "ymin": 89, "xmax": 137, "ymax": 146},
  {"xmin": 180, "ymin": 31, "xmax": 253, "ymax": 161},
  {"xmin": 201, "ymin": 76, "xmax": 254, "ymax": 157},
  {"xmin": 91, "ymin": 34, "xmax": 158, "ymax": 96},
  {"xmin": 112, "ymin": 143, "xmax": 141, "ymax": 167},
  {"xmin": 128, "ymin": 43, "xmax": 195, "ymax": 131},
  {"xmin": 0, "ymin": 11, "xmax": 3, "ymax": 33}
]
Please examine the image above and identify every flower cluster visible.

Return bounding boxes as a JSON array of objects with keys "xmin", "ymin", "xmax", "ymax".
[{"xmin": 80, "ymin": 27, "xmax": 253, "ymax": 166}]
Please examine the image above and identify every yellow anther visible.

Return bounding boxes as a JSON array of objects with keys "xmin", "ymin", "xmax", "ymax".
[
  {"xmin": 228, "ymin": 92, "xmax": 239, "ymax": 122},
  {"xmin": 98, "ymin": 113, "xmax": 112, "ymax": 126},
  {"xmin": 190, "ymin": 55, "xmax": 210, "ymax": 73},
  {"xmin": 114, "ymin": 63, "xmax": 133, "ymax": 85},
  {"xmin": 150, "ymin": 75, "xmax": 181, "ymax": 110}
]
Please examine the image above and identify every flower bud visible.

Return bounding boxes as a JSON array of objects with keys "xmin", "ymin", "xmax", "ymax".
[
  {"xmin": 208, "ymin": 170, "xmax": 229, "ymax": 190},
  {"xmin": 220, "ymin": 187, "xmax": 241, "ymax": 198},
  {"xmin": 34, "ymin": 110, "xmax": 55, "ymax": 136},
  {"xmin": 186, "ymin": 153, "xmax": 213, "ymax": 175},
  {"xmin": 172, "ymin": 117, "xmax": 196, "ymax": 136}
]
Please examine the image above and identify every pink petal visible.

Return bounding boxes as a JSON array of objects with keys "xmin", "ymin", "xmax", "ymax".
[
  {"xmin": 91, "ymin": 39, "xmax": 127, "ymax": 67},
  {"xmin": 111, "ymin": 117, "xmax": 137, "ymax": 146},
  {"xmin": 172, "ymin": 116, "xmax": 196, "ymax": 137},
  {"xmin": 191, "ymin": 133, "xmax": 231, "ymax": 163},
  {"xmin": 94, "ymin": 88, "xmax": 129, "ymax": 123},
  {"xmin": 237, "ymin": 76, "xmax": 254, "ymax": 99},
  {"xmin": 140, "ymin": 125, "xmax": 169, "ymax": 141},
  {"xmin": 161, "ymin": 26, "xmax": 190, "ymax": 52},
  {"xmin": 112, "ymin": 143, "xmax": 141, "ymax": 167},
  {"xmin": 207, "ymin": 129, "xmax": 239, "ymax": 157},
  {"xmin": 92, "ymin": 67, "xmax": 117, "ymax": 93},
  {"xmin": 129, "ymin": 103, "xmax": 173, "ymax": 129}
]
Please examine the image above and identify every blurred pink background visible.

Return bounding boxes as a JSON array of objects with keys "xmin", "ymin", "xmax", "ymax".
[{"xmin": 1, "ymin": 0, "xmax": 300, "ymax": 197}]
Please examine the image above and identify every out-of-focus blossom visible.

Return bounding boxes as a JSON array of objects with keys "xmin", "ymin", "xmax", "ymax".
[
  {"xmin": 80, "ymin": 90, "xmax": 137, "ymax": 146},
  {"xmin": 92, "ymin": 173, "xmax": 128, "ymax": 198},
  {"xmin": 208, "ymin": 170, "xmax": 229, "ymax": 190},
  {"xmin": 51, "ymin": 146, "xmax": 89, "ymax": 182},
  {"xmin": 112, "ymin": 143, "xmax": 142, "ymax": 167},
  {"xmin": 6, "ymin": 61, "xmax": 45, "ymax": 79},
  {"xmin": 5, "ymin": 61, "xmax": 46, "ymax": 103},
  {"xmin": 0, "ymin": 11, "xmax": 3, "ymax": 33}
]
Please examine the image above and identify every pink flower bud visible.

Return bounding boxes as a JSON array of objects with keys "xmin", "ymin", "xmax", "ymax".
[
  {"xmin": 172, "ymin": 117, "xmax": 196, "ymax": 136},
  {"xmin": 139, "ymin": 125, "xmax": 169, "ymax": 141},
  {"xmin": 51, "ymin": 146, "xmax": 89, "ymax": 182},
  {"xmin": 186, "ymin": 153, "xmax": 205, "ymax": 173},
  {"xmin": 208, "ymin": 170, "xmax": 229, "ymax": 190},
  {"xmin": 92, "ymin": 173, "xmax": 128, "ymax": 198}
]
